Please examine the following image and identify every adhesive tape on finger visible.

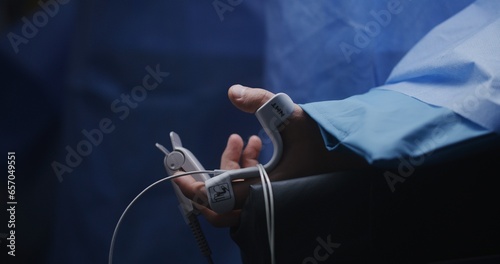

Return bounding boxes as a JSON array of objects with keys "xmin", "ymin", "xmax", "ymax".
[
  {"xmin": 255, "ymin": 93, "xmax": 295, "ymax": 130},
  {"xmin": 205, "ymin": 172, "xmax": 235, "ymax": 214},
  {"xmin": 206, "ymin": 167, "xmax": 259, "ymax": 214}
]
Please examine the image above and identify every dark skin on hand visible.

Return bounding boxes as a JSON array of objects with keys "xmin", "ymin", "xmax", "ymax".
[{"xmin": 173, "ymin": 84, "xmax": 368, "ymax": 227}]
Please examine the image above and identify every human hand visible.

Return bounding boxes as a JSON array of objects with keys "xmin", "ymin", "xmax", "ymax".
[{"xmin": 172, "ymin": 85, "xmax": 368, "ymax": 227}]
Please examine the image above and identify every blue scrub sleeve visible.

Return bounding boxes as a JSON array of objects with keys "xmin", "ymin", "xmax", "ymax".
[
  {"xmin": 300, "ymin": 0, "xmax": 499, "ymax": 166},
  {"xmin": 300, "ymin": 89, "xmax": 491, "ymax": 165},
  {"xmin": 383, "ymin": 0, "xmax": 500, "ymax": 134}
]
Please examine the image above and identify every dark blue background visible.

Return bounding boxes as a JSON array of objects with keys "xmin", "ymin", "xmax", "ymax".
[{"xmin": 2, "ymin": 1, "xmax": 265, "ymax": 263}]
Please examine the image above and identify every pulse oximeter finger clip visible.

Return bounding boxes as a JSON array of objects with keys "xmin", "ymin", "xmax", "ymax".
[
  {"xmin": 155, "ymin": 132, "xmax": 214, "ymax": 263},
  {"xmin": 156, "ymin": 132, "xmax": 210, "ymax": 221}
]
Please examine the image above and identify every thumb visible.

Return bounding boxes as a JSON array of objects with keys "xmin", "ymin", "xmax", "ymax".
[{"xmin": 228, "ymin": 84, "xmax": 275, "ymax": 113}]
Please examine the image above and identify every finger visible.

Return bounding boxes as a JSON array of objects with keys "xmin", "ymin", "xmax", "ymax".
[
  {"xmin": 171, "ymin": 172, "xmax": 208, "ymax": 205},
  {"xmin": 195, "ymin": 205, "xmax": 242, "ymax": 227},
  {"xmin": 241, "ymin": 135, "xmax": 262, "ymax": 168},
  {"xmin": 220, "ymin": 134, "xmax": 244, "ymax": 170},
  {"xmin": 228, "ymin": 84, "xmax": 275, "ymax": 113}
]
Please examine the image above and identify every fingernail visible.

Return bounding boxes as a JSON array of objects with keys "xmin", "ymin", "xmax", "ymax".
[{"xmin": 231, "ymin": 84, "xmax": 246, "ymax": 99}]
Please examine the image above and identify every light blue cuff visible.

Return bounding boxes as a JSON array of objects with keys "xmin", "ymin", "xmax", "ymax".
[
  {"xmin": 300, "ymin": 89, "xmax": 491, "ymax": 165},
  {"xmin": 382, "ymin": 0, "xmax": 500, "ymax": 134}
]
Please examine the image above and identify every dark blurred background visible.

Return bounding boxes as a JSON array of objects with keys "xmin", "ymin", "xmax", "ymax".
[{"xmin": 1, "ymin": 0, "xmax": 265, "ymax": 263}]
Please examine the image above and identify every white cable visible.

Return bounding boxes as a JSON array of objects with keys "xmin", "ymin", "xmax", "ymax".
[
  {"xmin": 257, "ymin": 164, "xmax": 275, "ymax": 264},
  {"xmin": 109, "ymin": 167, "xmax": 276, "ymax": 264},
  {"xmin": 108, "ymin": 170, "xmax": 216, "ymax": 264}
]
